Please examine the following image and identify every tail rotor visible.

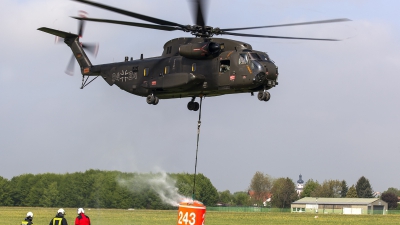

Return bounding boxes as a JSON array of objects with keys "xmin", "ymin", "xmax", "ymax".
[{"xmin": 55, "ymin": 11, "xmax": 99, "ymax": 76}]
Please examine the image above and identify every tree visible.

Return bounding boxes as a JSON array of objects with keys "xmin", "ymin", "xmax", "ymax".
[
  {"xmin": 381, "ymin": 192, "xmax": 398, "ymax": 209},
  {"xmin": 39, "ymin": 181, "xmax": 59, "ymax": 207},
  {"xmin": 341, "ymin": 180, "xmax": 348, "ymax": 198},
  {"xmin": 9, "ymin": 174, "xmax": 35, "ymax": 206},
  {"xmin": 355, "ymin": 176, "xmax": 374, "ymax": 198},
  {"xmin": 300, "ymin": 179, "xmax": 320, "ymax": 198},
  {"xmin": 311, "ymin": 180, "xmax": 342, "ymax": 198},
  {"xmin": 0, "ymin": 176, "xmax": 12, "ymax": 206},
  {"xmin": 193, "ymin": 174, "xmax": 219, "ymax": 206},
  {"xmin": 385, "ymin": 187, "xmax": 400, "ymax": 197},
  {"xmin": 219, "ymin": 190, "xmax": 232, "ymax": 205},
  {"xmin": 232, "ymin": 192, "xmax": 250, "ymax": 206},
  {"xmin": 249, "ymin": 171, "xmax": 272, "ymax": 205},
  {"xmin": 346, "ymin": 185, "xmax": 358, "ymax": 198},
  {"xmin": 271, "ymin": 177, "xmax": 297, "ymax": 208}
]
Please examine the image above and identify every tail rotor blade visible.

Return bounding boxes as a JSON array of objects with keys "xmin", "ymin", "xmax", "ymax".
[
  {"xmin": 82, "ymin": 43, "xmax": 99, "ymax": 57},
  {"xmin": 65, "ymin": 54, "xmax": 75, "ymax": 76}
]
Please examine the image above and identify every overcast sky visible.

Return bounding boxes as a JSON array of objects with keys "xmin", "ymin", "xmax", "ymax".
[{"xmin": 1, "ymin": 0, "xmax": 399, "ymax": 194}]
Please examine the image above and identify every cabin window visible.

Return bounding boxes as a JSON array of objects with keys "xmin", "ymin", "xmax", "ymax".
[
  {"xmin": 219, "ymin": 60, "xmax": 230, "ymax": 73},
  {"xmin": 144, "ymin": 67, "xmax": 149, "ymax": 76},
  {"xmin": 166, "ymin": 46, "xmax": 172, "ymax": 54},
  {"xmin": 192, "ymin": 63, "xmax": 196, "ymax": 72},
  {"xmin": 164, "ymin": 66, "xmax": 170, "ymax": 74},
  {"xmin": 239, "ymin": 54, "xmax": 248, "ymax": 64}
]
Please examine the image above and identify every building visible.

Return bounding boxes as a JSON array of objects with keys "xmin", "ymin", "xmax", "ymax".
[
  {"xmin": 291, "ymin": 197, "xmax": 388, "ymax": 215},
  {"xmin": 295, "ymin": 174, "xmax": 304, "ymax": 195},
  {"xmin": 247, "ymin": 190, "xmax": 272, "ymax": 206}
]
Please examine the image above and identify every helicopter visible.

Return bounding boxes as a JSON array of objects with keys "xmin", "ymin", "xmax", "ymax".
[{"xmin": 38, "ymin": 0, "xmax": 350, "ymax": 111}]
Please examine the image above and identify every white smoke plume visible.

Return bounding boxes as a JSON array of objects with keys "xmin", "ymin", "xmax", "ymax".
[{"xmin": 117, "ymin": 170, "xmax": 192, "ymax": 207}]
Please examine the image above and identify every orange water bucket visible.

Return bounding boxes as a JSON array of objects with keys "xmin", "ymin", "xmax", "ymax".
[{"xmin": 177, "ymin": 200, "xmax": 206, "ymax": 225}]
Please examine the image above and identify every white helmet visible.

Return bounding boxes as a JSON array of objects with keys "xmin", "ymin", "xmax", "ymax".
[
  {"xmin": 57, "ymin": 208, "xmax": 65, "ymax": 215},
  {"xmin": 77, "ymin": 208, "xmax": 84, "ymax": 214},
  {"xmin": 27, "ymin": 212, "xmax": 33, "ymax": 218}
]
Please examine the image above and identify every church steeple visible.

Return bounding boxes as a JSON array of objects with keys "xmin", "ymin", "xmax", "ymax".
[
  {"xmin": 296, "ymin": 174, "xmax": 304, "ymax": 195},
  {"xmin": 297, "ymin": 174, "xmax": 304, "ymax": 184}
]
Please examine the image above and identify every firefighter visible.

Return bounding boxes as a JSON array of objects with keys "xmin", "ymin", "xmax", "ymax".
[
  {"xmin": 75, "ymin": 208, "xmax": 90, "ymax": 225},
  {"xmin": 49, "ymin": 208, "xmax": 68, "ymax": 225},
  {"xmin": 21, "ymin": 212, "xmax": 33, "ymax": 225}
]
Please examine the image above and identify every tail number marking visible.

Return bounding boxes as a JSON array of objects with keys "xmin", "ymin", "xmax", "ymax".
[{"xmin": 112, "ymin": 70, "xmax": 137, "ymax": 82}]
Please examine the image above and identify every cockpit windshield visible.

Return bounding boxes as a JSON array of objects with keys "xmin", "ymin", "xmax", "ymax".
[
  {"xmin": 249, "ymin": 53, "xmax": 261, "ymax": 60},
  {"xmin": 239, "ymin": 52, "xmax": 271, "ymax": 64},
  {"xmin": 258, "ymin": 53, "xmax": 270, "ymax": 61}
]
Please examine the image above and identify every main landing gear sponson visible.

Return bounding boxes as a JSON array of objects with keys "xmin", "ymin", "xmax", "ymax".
[
  {"xmin": 187, "ymin": 97, "xmax": 200, "ymax": 111},
  {"xmin": 257, "ymin": 91, "xmax": 271, "ymax": 102},
  {"xmin": 146, "ymin": 94, "xmax": 159, "ymax": 105}
]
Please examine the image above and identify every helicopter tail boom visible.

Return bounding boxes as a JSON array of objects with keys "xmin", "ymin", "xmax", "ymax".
[{"xmin": 38, "ymin": 27, "xmax": 95, "ymax": 75}]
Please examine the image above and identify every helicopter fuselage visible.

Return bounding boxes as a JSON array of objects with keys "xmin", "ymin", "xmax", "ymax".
[{"xmin": 91, "ymin": 37, "xmax": 279, "ymax": 101}]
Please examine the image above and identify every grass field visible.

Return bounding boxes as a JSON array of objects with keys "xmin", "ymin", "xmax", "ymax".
[{"xmin": 2, "ymin": 207, "xmax": 400, "ymax": 225}]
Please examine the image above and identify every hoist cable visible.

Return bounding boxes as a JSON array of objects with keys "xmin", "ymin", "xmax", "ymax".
[{"xmin": 192, "ymin": 97, "xmax": 203, "ymax": 200}]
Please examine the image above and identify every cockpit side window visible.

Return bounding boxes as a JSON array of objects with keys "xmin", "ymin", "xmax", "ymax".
[{"xmin": 239, "ymin": 53, "xmax": 248, "ymax": 65}]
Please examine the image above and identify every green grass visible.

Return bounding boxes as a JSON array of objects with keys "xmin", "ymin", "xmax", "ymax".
[{"xmin": 2, "ymin": 207, "xmax": 400, "ymax": 225}]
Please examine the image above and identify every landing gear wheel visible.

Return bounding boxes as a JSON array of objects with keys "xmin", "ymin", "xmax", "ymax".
[
  {"xmin": 257, "ymin": 92, "xmax": 265, "ymax": 101},
  {"xmin": 146, "ymin": 95, "xmax": 155, "ymax": 104},
  {"xmin": 153, "ymin": 97, "xmax": 159, "ymax": 105},
  {"xmin": 263, "ymin": 92, "xmax": 271, "ymax": 101},
  {"xmin": 257, "ymin": 91, "xmax": 271, "ymax": 102}
]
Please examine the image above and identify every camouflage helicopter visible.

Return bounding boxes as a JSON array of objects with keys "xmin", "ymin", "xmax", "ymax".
[{"xmin": 38, "ymin": 0, "xmax": 350, "ymax": 111}]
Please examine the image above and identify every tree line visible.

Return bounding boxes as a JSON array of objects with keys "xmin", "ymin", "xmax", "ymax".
[
  {"xmin": 0, "ymin": 170, "xmax": 219, "ymax": 209},
  {"xmin": 1, "ymin": 170, "xmax": 399, "ymax": 210},
  {"xmin": 216, "ymin": 172, "xmax": 400, "ymax": 210}
]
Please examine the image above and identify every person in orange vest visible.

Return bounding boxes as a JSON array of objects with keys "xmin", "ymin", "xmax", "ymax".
[
  {"xmin": 49, "ymin": 208, "xmax": 68, "ymax": 225},
  {"xmin": 75, "ymin": 208, "xmax": 90, "ymax": 225},
  {"xmin": 21, "ymin": 212, "xmax": 33, "ymax": 225}
]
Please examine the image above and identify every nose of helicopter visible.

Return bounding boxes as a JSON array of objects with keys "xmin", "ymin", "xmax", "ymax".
[
  {"xmin": 264, "ymin": 62, "xmax": 278, "ymax": 81},
  {"xmin": 253, "ymin": 61, "xmax": 278, "ymax": 85}
]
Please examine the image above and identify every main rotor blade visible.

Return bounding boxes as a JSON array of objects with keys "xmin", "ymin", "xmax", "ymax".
[
  {"xmin": 72, "ymin": 0, "xmax": 185, "ymax": 28},
  {"xmin": 71, "ymin": 17, "xmax": 183, "ymax": 31},
  {"xmin": 222, "ymin": 31, "xmax": 341, "ymax": 41},
  {"xmin": 221, "ymin": 18, "xmax": 351, "ymax": 32},
  {"xmin": 65, "ymin": 54, "xmax": 75, "ymax": 76},
  {"xmin": 192, "ymin": 0, "xmax": 206, "ymax": 27}
]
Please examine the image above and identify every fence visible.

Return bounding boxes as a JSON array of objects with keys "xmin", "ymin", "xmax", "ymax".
[
  {"xmin": 206, "ymin": 207, "xmax": 400, "ymax": 215},
  {"xmin": 207, "ymin": 207, "xmax": 291, "ymax": 213}
]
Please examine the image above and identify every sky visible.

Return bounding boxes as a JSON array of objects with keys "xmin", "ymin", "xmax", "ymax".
[{"xmin": 1, "ymin": 0, "xmax": 400, "ymax": 194}]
